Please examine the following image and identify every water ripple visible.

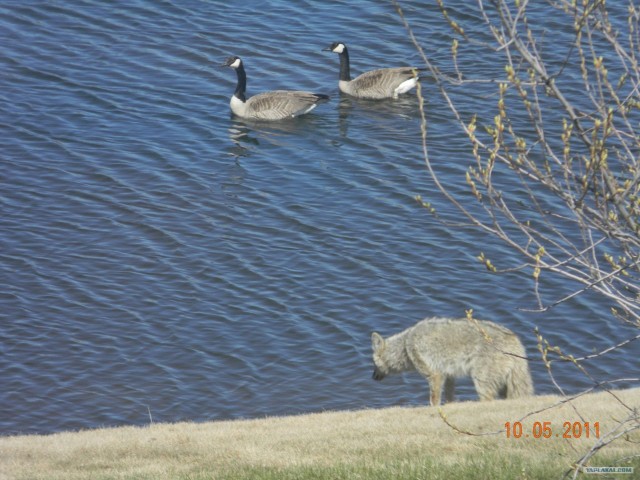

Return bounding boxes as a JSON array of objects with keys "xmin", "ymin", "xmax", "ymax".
[{"xmin": 1, "ymin": 0, "xmax": 636, "ymax": 435}]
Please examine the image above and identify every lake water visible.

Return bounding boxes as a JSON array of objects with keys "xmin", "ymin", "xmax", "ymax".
[{"xmin": 1, "ymin": 1, "xmax": 638, "ymax": 435}]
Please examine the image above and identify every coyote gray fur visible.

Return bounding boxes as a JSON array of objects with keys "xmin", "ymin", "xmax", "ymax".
[{"xmin": 371, "ymin": 317, "xmax": 534, "ymax": 406}]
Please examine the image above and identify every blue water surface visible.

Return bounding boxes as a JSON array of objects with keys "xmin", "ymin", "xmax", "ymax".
[{"xmin": 1, "ymin": 1, "xmax": 637, "ymax": 434}]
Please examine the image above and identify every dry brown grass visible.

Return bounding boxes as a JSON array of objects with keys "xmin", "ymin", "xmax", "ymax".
[{"xmin": 1, "ymin": 388, "xmax": 638, "ymax": 479}]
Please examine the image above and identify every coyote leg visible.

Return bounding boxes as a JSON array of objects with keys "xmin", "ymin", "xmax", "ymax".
[
  {"xmin": 427, "ymin": 372, "xmax": 444, "ymax": 406},
  {"xmin": 472, "ymin": 373, "xmax": 498, "ymax": 401},
  {"xmin": 444, "ymin": 377, "xmax": 455, "ymax": 403}
]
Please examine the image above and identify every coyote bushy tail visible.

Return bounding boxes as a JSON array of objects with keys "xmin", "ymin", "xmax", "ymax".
[{"xmin": 505, "ymin": 350, "xmax": 534, "ymax": 399}]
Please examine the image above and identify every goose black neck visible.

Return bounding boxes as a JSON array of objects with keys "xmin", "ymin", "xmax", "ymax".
[
  {"xmin": 234, "ymin": 63, "xmax": 247, "ymax": 102},
  {"xmin": 338, "ymin": 47, "xmax": 351, "ymax": 82}
]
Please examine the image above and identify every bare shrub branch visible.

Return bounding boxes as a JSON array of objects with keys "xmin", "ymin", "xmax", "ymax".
[{"xmin": 395, "ymin": 0, "xmax": 640, "ymax": 472}]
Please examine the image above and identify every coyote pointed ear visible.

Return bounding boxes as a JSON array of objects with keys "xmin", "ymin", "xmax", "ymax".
[{"xmin": 371, "ymin": 332, "xmax": 385, "ymax": 352}]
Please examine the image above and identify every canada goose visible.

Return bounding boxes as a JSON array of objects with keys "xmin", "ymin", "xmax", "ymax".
[
  {"xmin": 222, "ymin": 56, "xmax": 329, "ymax": 120},
  {"xmin": 323, "ymin": 42, "xmax": 421, "ymax": 99}
]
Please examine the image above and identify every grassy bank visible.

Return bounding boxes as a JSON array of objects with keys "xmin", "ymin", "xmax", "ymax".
[{"xmin": 1, "ymin": 388, "xmax": 638, "ymax": 479}]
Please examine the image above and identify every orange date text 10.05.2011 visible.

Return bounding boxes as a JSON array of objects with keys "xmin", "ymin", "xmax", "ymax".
[{"xmin": 504, "ymin": 421, "xmax": 600, "ymax": 439}]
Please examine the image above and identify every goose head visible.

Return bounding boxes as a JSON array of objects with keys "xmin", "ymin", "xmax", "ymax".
[
  {"xmin": 222, "ymin": 56, "xmax": 242, "ymax": 69},
  {"xmin": 323, "ymin": 42, "xmax": 346, "ymax": 54}
]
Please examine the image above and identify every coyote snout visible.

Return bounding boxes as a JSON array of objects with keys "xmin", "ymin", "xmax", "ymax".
[{"xmin": 371, "ymin": 317, "xmax": 534, "ymax": 406}]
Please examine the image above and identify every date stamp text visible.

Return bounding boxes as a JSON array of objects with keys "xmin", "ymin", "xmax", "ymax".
[{"xmin": 504, "ymin": 421, "xmax": 600, "ymax": 439}]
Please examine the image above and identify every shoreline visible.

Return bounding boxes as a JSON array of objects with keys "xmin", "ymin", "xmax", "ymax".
[{"xmin": 2, "ymin": 387, "xmax": 639, "ymax": 479}]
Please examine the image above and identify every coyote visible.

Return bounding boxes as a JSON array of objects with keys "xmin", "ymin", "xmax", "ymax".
[{"xmin": 371, "ymin": 317, "xmax": 534, "ymax": 406}]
